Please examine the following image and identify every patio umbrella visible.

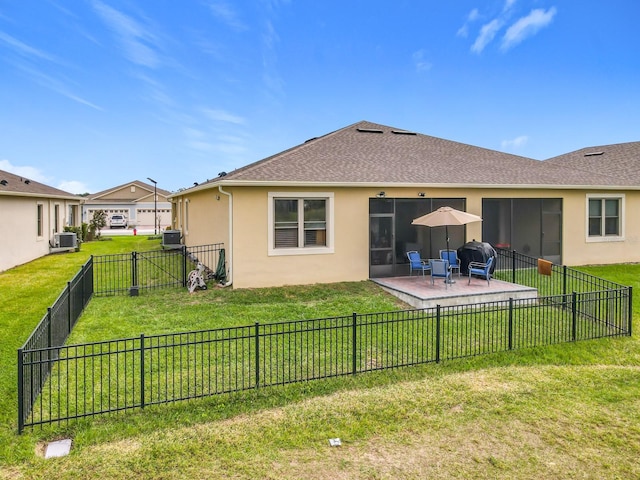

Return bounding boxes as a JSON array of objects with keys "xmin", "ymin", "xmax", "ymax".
[{"xmin": 411, "ymin": 206, "xmax": 483, "ymax": 258}]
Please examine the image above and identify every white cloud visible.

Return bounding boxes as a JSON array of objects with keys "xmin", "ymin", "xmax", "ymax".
[
  {"xmin": 92, "ymin": 1, "xmax": 162, "ymax": 68},
  {"xmin": 457, "ymin": 25, "xmax": 469, "ymax": 38},
  {"xmin": 13, "ymin": 62, "xmax": 103, "ymax": 110},
  {"xmin": 456, "ymin": 8, "xmax": 480, "ymax": 38},
  {"xmin": 204, "ymin": 1, "xmax": 248, "ymax": 31},
  {"xmin": 501, "ymin": 135, "xmax": 529, "ymax": 150},
  {"xmin": 0, "ymin": 31, "xmax": 58, "ymax": 62},
  {"xmin": 183, "ymin": 127, "xmax": 247, "ymax": 155},
  {"xmin": 261, "ymin": 19, "xmax": 284, "ymax": 97},
  {"xmin": 201, "ymin": 108, "xmax": 245, "ymax": 125},
  {"xmin": 0, "ymin": 159, "xmax": 50, "ymax": 183},
  {"xmin": 212, "ymin": 142, "xmax": 247, "ymax": 155},
  {"xmin": 57, "ymin": 180, "xmax": 89, "ymax": 194},
  {"xmin": 0, "ymin": 160, "xmax": 88, "ymax": 193},
  {"xmin": 471, "ymin": 19, "xmax": 503, "ymax": 53},
  {"xmin": 501, "ymin": 7, "xmax": 557, "ymax": 51},
  {"xmin": 503, "ymin": 0, "xmax": 517, "ymax": 13},
  {"xmin": 412, "ymin": 50, "xmax": 432, "ymax": 72}
]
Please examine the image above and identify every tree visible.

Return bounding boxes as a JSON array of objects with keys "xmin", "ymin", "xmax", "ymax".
[{"xmin": 89, "ymin": 210, "xmax": 107, "ymax": 240}]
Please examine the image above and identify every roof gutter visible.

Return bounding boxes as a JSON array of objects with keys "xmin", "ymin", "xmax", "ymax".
[
  {"xmin": 207, "ymin": 180, "xmax": 640, "ymax": 191},
  {"xmin": 0, "ymin": 191, "xmax": 83, "ymax": 201},
  {"xmin": 218, "ymin": 185, "xmax": 233, "ymax": 287}
]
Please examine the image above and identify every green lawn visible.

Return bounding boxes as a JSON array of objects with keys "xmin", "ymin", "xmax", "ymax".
[{"xmin": 1, "ymin": 238, "xmax": 639, "ymax": 479}]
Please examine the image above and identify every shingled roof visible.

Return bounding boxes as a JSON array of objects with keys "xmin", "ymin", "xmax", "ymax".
[
  {"xmin": 0, "ymin": 169, "xmax": 79, "ymax": 199},
  {"xmin": 200, "ymin": 121, "xmax": 634, "ymax": 190},
  {"xmin": 544, "ymin": 141, "xmax": 640, "ymax": 184},
  {"xmin": 87, "ymin": 180, "xmax": 172, "ymax": 201}
]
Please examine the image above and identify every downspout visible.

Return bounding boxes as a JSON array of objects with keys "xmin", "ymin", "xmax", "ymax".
[{"xmin": 218, "ymin": 185, "xmax": 233, "ymax": 286}]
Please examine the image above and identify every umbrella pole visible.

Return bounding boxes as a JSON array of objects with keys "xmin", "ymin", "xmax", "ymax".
[{"xmin": 445, "ymin": 225, "xmax": 455, "ymax": 284}]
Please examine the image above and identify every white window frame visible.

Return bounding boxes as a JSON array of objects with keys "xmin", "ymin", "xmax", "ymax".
[
  {"xmin": 268, "ymin": 192, "xmax": 334, "ymax": 256},
  {"xmin": 586, "ymin": 193, "xmax": 625, "ymax": 243},
  {"xmin": 36, "ymin": 202, "xmax": 44, "ymax": 238},
  {"xmin": 54, "ymin": 204, "xmax": 60, "ymax": 234}
]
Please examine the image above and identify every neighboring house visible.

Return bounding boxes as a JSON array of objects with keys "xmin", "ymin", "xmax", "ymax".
[
  {"xmin": 168, "ymin": 120, "xmax": 640, "ymax": 289},
  {"xmin": 0, "ymin": 169, "xmax": 82, "ymax": 272},
  {"xmin": 83, "ymin": 180, "xmax": 172, "ymax": 230}
]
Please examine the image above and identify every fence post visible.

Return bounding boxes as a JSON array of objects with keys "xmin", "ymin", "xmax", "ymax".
[
  {"xmin": 254, "ymin": 322, "xmax": 260, "ymax": 388},
  {"xmin": 47, "ymin": 307, "xmax": 52, "ymax": 348},
  {"xmin": 628, "ymin": 286, "xmax": 633, "ymax": 337},
  {"xmin": 140, "ymin": 334, "xmax": 145, "ymax": 409},
  {"xmin": 80, "ymin": 262, "xmax": 86, "ymax": 309},
  {"xmin": 563, "ymin": 265, "xmax": 568, "ymax": 297},
  {"xmin": 89, "ymin": 257, "xmax": 94, "ymax": 299},
  {"xmin": 511, "ymin": 251, "xmax": 516, "ymax": 284},
  {"xmin": 182, "ymin": 246, "xmax": 188, "ymax": 287},
  {"xmin": 17, "ymin": 349, "xmax": 24, "ymax": 434},
  {"xmin": 90, "ymin": 254, "xmax": 94, "ymax": 295},
  {"xmin": 572, "ymin": 292, "xmax": 577, "ymax": 342},
  {"xmin": 130, "ymin": 251, "xmax": 139, "ymax": 296},
  {"xmin": 352, "ymin": 313, "xmax": 357, "ymax": 375},
  {"xmin": 67, "ymin": 281, "xmax": 72, "ymax": 336},
  {"xmin": 435, "ymin": 305, "xmax": 441, "ymax": 364},
  {"xmin": 508, "ymin": 298, "xmax": 514, "ymax": 351}
]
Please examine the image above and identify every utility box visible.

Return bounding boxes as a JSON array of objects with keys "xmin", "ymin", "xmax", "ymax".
[
  {"xmin": 162, "ymin": 230, "xmax": 182, "ymax": 249},
  {"xmin": 56, "ymin": 232, "xmax": 78, "ymax": 248}
]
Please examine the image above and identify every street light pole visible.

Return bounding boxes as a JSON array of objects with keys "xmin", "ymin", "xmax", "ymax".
[{"xmin": 147, "ymin": 177, "xmax": 158, "ymax": 235}]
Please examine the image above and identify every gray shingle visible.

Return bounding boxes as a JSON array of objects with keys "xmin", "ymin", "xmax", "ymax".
[
  {"xmin": 0, "ymin": 169, "xmax": 79, "ymax": 199},
  {"xmin": 208, "ymin": 121, "xmax": 634, "ymax": 188},
  {"xmin": 545, "ymin": 142, "xmax": 640, "ymax": 184}
]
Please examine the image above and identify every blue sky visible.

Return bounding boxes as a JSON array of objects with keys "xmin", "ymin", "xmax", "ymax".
[{"xmin": 1, "ymin": 1, "xmax": 638, "ymax": 194}]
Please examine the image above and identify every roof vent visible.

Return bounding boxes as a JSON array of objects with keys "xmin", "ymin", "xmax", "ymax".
[
  {"xmin": 391, "ymin": 130, "xmax": 417, "ymax": 136},
  {"xmin": 24, "ymin": 179, "xmax": 30, "ymax": 184},
  {"xmin": 304, "ymin": 137, "xmax": 318, "ymax": 143},
  {"xmin": 584, "ymin": 151, "xmax": 604, "ymax": 156},
  {"xmin": 218, "ymin": 171, "xmax": 227, "ymax": 177},
  {"xmin": 357, "ymin": 128, "xmax": 383, "ymax": 134},
  {"xmin": 0, "ymin": 180, "xmax": 7, "ymax": 186}
]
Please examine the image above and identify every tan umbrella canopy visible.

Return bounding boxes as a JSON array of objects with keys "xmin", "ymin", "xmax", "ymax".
[{"xmin": 411, "ymin": 206, "xmax": 483, "ymax": 254}]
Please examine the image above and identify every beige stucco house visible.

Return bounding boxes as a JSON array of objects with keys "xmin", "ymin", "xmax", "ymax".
[
  {"xmin": 168, "ymin": 121, "xmax": 640, "ymax": 289},
  {"xmin": 0, "ymin": 169, "xmax": 82, "ymax": 272},
  {"xmin": 83, "ymin": 180, "xmax": 172, "ymax": 231}
]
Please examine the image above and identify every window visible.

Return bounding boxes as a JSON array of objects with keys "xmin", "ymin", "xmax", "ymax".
[
  {"xmin": 68, "ymin": 205, "xmax": 77, "ymax": 226},
  {"xmin": 54, "ymin": 205, "xmax": 60, "ymax": 233},
  {"xmin": 269, "ymin": 192, "xmax": 334, "ymax": 255},
  {"xmin": 587, "ymin": 195, "xmax": 624, "ymax": 241},
  {"xmin": 37, "ymin": 204, "xmax": 43, "ymax": 237}
]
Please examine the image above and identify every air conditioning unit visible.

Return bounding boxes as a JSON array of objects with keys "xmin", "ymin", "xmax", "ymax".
[
  {"xmin": 54, "ymin": 232, "xmax": 78, "ymax": 248},
  {"xmin": 162, "ymin": 230, "xmax": 182, "ymax": 249}
]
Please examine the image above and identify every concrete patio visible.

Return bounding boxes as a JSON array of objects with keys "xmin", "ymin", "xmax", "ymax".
[{"xmin": 372, "ymin": 273, "xmax": 538, "ymax": 309}]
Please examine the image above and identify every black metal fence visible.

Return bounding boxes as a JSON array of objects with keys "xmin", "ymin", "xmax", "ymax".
[
  {"xmin": 17, "ymin": 247, "xmax": 633, "ymax": 432},
  {"xmin": 494, "ymin": 248, "xmax": 624, "ymax": 296},
  {"xmin": 18, "ymin": 287, "xmax": 631, "ymax": 432},
  {"xmin": 18, "ymin": 258, "xmax": 94, "ymax": 431},
  {"xmin": 92, "ymin": 244, "xmax": 225, "ymax": 296}
]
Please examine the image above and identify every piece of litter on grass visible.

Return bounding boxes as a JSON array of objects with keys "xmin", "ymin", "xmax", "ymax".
[
  {"xmin": 329, "ymin": 438, "xmax": 341, "ymax": 447},
  {"xmin": 45, "ymin": 439, "xmax": 72, "ymax": 459}
]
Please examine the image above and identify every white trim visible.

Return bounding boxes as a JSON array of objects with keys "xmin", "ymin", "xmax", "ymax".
[
  {"xmin": 268, "ymin": 192, "xmax": 334, "ymax": 256},
  {"xmin": 218, "ymin": 186, "xmax": 233, "ymax": 286},
  {"xmin": 184, "ymin": 199, "xmax": 190, "ymax": 235},
  {"xmin": 585, "ymin": 193, "xmax": 625, "ymax": 243}
]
